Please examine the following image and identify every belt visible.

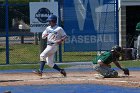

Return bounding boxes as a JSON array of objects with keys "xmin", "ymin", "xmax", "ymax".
[{"xmin": 47, "ymin": 43, "xmax": 55, "ymax": 45}]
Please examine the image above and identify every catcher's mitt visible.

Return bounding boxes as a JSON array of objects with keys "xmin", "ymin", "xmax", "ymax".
[{"xmin": 123, "ymin": 68, "xmax": 129, "ymax": 75}]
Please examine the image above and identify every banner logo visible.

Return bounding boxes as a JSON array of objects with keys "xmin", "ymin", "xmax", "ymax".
[
  {"xmin": 35, "ymin": 8, "xmax": 52, "ymax": 23},
  {"xmin": 30, "ymin": 2, "xmax": 58, "ymax": 32}
]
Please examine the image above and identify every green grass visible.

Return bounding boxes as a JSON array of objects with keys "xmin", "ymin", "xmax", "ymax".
[
  {"xmin": 62, "ymin": 52, "xmax": 95, "ymax": 62},
  {"xmin": 9, "ymin": 44, "xmax": 40, "ymax": 64},
  {"xmin": 0, "ymin": 44, "xmax": 96, "ymax": 64},
  {"xmin": 0, "ymin": 64, "xmax": 70, "ymax": 70},
  {"xmin": 0, "ymin": 64, "xmax": 39, "ymax": 70},
  {"xmin": 0, "ymin": 44, "xmax": 140, "ymax": 70},
  {"xmin": 0, "ymin": 60, "xmax": 140, "ymax": 70},
  {"xmin": 111, "ymin": 60, "xmax": 140, "ymax": 68},
  {"xmin": 0, "ymin": 0, "xmax": 50, "ymax": 3},
  {"xmin": 0, "ymin": 44, "xmax": 40, "ymax": 64}
]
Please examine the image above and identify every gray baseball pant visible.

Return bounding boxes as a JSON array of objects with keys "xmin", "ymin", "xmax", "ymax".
[{"xmin": 93, "ymin": 64, "xmax": 118, "ymax": 78}]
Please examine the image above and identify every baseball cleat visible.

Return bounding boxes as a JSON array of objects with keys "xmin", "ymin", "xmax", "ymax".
[
  {"xmin": 60, "ymin": 69, "xmax": 67, "ymax": 77},
  {"xmin": 33, "ymin": 70, "xmax": 43, "ymax": 76}
]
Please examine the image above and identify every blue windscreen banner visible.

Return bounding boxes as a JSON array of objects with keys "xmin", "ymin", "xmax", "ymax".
[{"xmin": 64, "ymin": 0, "xmax": 118, "ymax": 52}]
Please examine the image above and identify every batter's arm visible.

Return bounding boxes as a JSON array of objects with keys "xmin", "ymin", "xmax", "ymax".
[
  {"xmin": 56, "ymin": 35, "xmax": 67, "ymax": 44},
  {"xmin": 42, "ymin": 29, "xmax": 49, "ymax": 39},
  {"xmin": 61, "ymin": 35, "xmax": 67, "ymax": 41}
]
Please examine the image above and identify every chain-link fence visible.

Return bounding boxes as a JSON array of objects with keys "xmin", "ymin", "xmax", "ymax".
[
  {"xmin": 0, "ymin": 1, "xmax": 40, "ymax": 65},
  {"xmin": 0, "ymin": 0, "xmax": 118, "ymax": 65},
  {"xmin": 0, "ymin": 0, "xmax": 97, "ymax": 65}
]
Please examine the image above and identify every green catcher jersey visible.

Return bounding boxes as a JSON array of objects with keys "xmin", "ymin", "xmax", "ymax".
[{"xmin": 92, "ymin": 51, "xmax": 116, "ymax": 64}]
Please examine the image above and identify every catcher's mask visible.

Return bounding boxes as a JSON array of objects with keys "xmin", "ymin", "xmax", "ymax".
[
  {"xmin": 112, "ymin": 45, "xmax": 122, "ymax": 53},
  {"xmin": 111, "ymin": 45, "xmax": 123, "ymax": 57}
]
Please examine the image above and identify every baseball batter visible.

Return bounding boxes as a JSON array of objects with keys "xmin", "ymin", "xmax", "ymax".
[
  {"xmin": 33, "ymin": 15, "xmax": 67, "ymax": 77},
  {"xmin": 92, "ymin": 45, "xmax": 129, "ymax": 78}
]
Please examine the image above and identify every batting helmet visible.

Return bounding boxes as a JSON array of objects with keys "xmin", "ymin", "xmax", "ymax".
[
  {"xmin": 112, "ymin": 45, "xmax": 122, "ymax": 53},
  {"xmin": 47, "ymin": 15, "xmax": 57, "ymax": 22}
]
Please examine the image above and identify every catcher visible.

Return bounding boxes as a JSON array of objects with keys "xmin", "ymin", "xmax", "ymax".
[{"xmin": 92, "ymin": 45, "xmax": 129, "ymax": 78}]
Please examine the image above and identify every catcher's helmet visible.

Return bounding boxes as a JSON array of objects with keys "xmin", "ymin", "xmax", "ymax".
[
  {"xmin": 112, "ymin": 45, "xmax": 122, "ymax": 53},
  {"xmin": 47, "ymin": 15, "xmax": 57, "ymax": 22}
]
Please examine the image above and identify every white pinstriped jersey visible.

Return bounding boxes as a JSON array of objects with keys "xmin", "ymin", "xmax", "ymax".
[{"xmin": 42, "ymin": 25, "xmax": 67, "ymax": 44}]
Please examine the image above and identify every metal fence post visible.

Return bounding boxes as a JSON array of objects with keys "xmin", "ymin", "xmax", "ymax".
[
  {"xmin": 58, "ymin": 0, "xmax": 62, "ymax": 62},
  {"xmin": 18, "ymin": 24, "xmax": 24, "ymax": 44},
  {"xmin": 116, "ymin": 0, "xmax": 119, "ymax": 45},
  {"xmin": 5, "ymin": 0, "xmax": 9, "ymax": 64},
  {"xmin": 34, "ymin": 32, "xmax": 38, "ymax": 45}
]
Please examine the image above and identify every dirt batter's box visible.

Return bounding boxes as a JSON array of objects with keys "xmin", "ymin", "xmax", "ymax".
[{"xmin": 0, "ymin": 62, "xmax": 140, "ymax": 88}]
